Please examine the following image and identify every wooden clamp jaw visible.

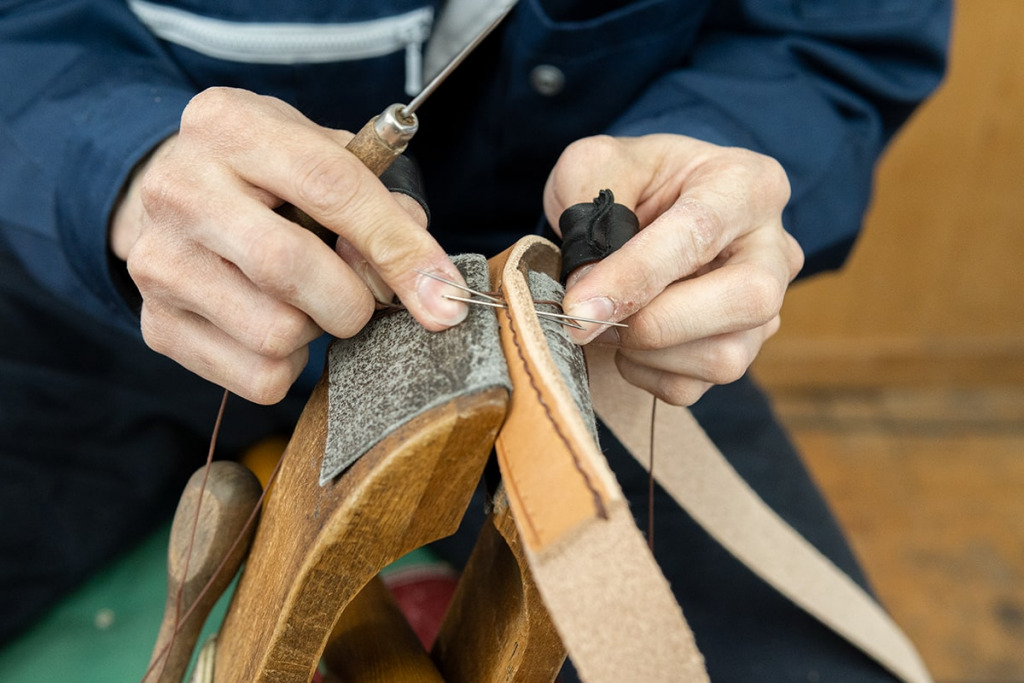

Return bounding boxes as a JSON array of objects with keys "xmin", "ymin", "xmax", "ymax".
[
  {"xmin": 173, "ymin": 240, "xmax": 701, "ymax": 683},
  {"xmin": 184, "ymin": 239, "xmax": 705, "ymax": 683},
  {"xmin": 209, "ymin": 255, "xmax": 510, "ymax": 683},
  {"xmin": 430, "ymin": 482, "xmax": 567, "ymax": 683}
]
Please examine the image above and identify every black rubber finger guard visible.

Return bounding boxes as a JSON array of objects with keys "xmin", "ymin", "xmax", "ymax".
[
  {"xmin": 379, "ymin": 153, "xmax": 430, "ymax": 227},
  {"xmin": 558, "ymin": 189, "xmax": 639, "ymax": 283}
]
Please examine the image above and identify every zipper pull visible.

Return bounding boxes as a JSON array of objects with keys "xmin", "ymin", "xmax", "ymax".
[
  {"xmin": 405, "ymin": 39, "xmax": 424, "ymax": 97},
  {"xmin": 402, "ymin": 11, "xmax": 432, "ymax": 97}
]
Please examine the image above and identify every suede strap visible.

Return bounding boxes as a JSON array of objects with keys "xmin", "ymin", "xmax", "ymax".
[{"xmin": 489, "ymin": 236, "xmax": 709, "ymax": 683}]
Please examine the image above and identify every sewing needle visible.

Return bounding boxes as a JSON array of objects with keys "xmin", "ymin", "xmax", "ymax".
[{"xmin": 417, "ymin": 269, "xmax": 626, "ymax": 330}]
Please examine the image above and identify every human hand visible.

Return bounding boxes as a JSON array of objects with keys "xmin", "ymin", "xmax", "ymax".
[
  {"xmin": 110, "ymin": 87, "xmax": 467, "ymax": 404},
  {"xmin": 543, "ymin": 135, "xmax": 804, "ymax": 406}
]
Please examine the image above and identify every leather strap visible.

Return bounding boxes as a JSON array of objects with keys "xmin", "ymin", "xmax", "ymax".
[
  {"xmin": 489, "ymin": 234, "xmax": 931, "ymax": 683},
  {"xmin": 489, "ymin": 235, "xmax": 709, "ymax": 683},
  {"xmin": 586, "ymin": 347, "xmax": 933, "ymax": 683}
]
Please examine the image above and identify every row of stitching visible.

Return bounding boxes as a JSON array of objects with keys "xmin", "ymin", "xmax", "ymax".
[{"xmin": 500, "ymin": 277, "xmax": 609, "ymax": 523}]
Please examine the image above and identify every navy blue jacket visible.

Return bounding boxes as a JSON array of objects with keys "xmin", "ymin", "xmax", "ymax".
[{"xmin": 0, "ymin": 0, "xmax": 950, "ymax": 335}]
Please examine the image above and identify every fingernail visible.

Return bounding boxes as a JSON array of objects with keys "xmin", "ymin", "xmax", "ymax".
[
  {"xmin": 417, "ymin": 271, "xmax": 469, "ymax": 326},
  {"xmin": 566, "ymin": 296, "xmax": 615, "ymax": 344}
]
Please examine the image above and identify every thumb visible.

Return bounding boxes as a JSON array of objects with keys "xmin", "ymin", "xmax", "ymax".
[{"xmin": 542, "ymin": 136, "xmax": 645, "ymax": 232}]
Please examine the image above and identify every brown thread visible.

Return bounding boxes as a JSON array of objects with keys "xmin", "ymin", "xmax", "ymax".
[
  {"xmin": 500, "ymin": 280, "xmax": 609, "ymax": 522},
  {"xmin": 648, "ymin": 395, "xmax": 657, "ymax": 553},
  {"xmin": 142, "ymin": 389, "xmax": 283, "ymax": 683},
  {"xmin": 148, "ymin": 389, "xmax": 228, "ymax": 682}
]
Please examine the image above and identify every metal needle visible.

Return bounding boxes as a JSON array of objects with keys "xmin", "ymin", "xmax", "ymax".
[
  {"xmin": 416, "ymin": 269, "xmax": 503, "ymax": 303},
  {"xmin": 417, "ymin": 270, "xmax": 625, "ymax": 330},
  {"xmin": 528, "ymin": 308, "xmax": 628, "ymax": 329}
]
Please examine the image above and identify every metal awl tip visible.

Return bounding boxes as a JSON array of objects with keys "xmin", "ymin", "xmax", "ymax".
[{"xmin": 401, "ymin": 2, "xmax": 518, "ymax": 117}]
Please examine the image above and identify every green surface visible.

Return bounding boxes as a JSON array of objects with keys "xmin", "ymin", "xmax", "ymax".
[
  {"xmin": 0, "ymin": 525, "xmax": 440, "ymax": 682},
  {"xmin": 0, "ymin": 523, "xmax": 232, "ymax": 683}
]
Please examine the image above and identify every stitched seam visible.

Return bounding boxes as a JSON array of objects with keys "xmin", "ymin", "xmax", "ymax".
[{"xmin": 501, "ymin": 280, "xmax": 608, "ymax": 521}]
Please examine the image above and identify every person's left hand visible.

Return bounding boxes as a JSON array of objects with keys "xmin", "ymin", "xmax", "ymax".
[{"xmin": 543, "ymin": 134, "xmax": 804, "ymax": 406}]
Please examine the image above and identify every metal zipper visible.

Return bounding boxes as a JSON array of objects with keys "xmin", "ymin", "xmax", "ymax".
[{"xmin": 127, "ymin": 0, "xmax": 433, "ymax": 95}]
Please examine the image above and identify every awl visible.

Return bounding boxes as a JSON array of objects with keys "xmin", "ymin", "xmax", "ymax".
[
  {"xmin": 346, "ymin": 2, "xmax": 517, "ymax": 175},
  {"xmin": 281, "ymin": 2, "xmax": 516, "ymax": 233}
]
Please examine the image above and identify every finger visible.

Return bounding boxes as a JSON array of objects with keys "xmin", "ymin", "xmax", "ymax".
[
  {"xmin": 543, "ymin": 136, "xmax": 649, "ymax": 228},
  {"xmin": 623, "ymin": 223, "xmax": 795, "ymax": 349},
  {"xmin": 617, "ymin": 319, "xmax": 780, "ymax": 387},
  {"xmin": 333, "ymin": 191, "xmax": 429, "ymax": 305},
  {"xmin": 391, "ymin": 190, "xmax": 429, "ymax": 230},
  {"xmin": 335, "ymin": 236, "xmax": 394, "ymax": 305},
  {"xmin": 174, "ymin": 189, "xmax": 379, "ymax": 340},
  {"xmin": 284, "ymin": 172, "xmax": 466, "ymax": 331},
  {"xmin": 140, "ymin": 243, "xmax": 325, "ymax": 358},
  {"xmin": 613, "ymin": 351, "xmax": 713, "ymax": 407},
  {"xmin": 613, "ymin": 258, "xmax": 787, "ymax": 351},
  {"xmin": 542, "ymin": 135, "xmax": 717, "ymax": 230},
  {"xmin": 136, "ymin": 144, "xmax": 374, "ymax": 342},
  {"xmin": 139, "ymin": 301, "xmax": 310, "ymax": 405},
  {"xmin": 560, "ymin": 152, "xmax": 790, "ymax": 342},
  {"xmin": 111, "ymin": 134, "xmax": 178, "ymax": 260},
  {"xmin": 561, "ymin": 198, "xmax": 752, "ymax": 341},
  {"xmin": 184, "ymin": 90, "xmax": 466, "ymax": 330}
]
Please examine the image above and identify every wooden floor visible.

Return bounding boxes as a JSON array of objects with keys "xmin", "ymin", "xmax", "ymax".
[{"xmin": 765, "ymin": 384, "xmax": 1024, "ymax": 683}]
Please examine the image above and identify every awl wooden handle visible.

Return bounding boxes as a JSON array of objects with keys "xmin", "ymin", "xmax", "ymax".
[
  {"xmin": 143, "ymin": 461, "xmax": 262, "ymax": 683},
  {"xmin": 345, "ymin": 104, "xmax": 418, "ymax": 176}
]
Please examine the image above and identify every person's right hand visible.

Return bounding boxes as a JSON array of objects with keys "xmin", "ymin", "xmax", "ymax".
[{"xmin": 110, "ymin": 87, "xmax": 467, "ymax": 404}]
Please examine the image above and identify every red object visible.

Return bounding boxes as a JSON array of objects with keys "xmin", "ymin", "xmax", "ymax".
[{"xmin": 382, "ymin": 563, "xmax": 460, "ymax": 650}]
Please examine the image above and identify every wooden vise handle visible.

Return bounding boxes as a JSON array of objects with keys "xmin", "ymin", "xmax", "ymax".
[{"xmin": 143, "ymin": 461, "xmax": 261, "ymax": 683}]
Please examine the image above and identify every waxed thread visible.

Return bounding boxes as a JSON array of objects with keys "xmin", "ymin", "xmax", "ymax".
[
  {"xmin": 142, "ymin": 389, "xmax": 283, "ymax": 683},
  {"xmin": 150, "ymin": 389, "xmax": 228, "ymax": 681}
]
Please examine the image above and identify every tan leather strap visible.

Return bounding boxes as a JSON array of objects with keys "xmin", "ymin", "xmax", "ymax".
[
  {"xmin": 490, "ymin": 236, "xmax": 709, "ymax": 683},
  {"xmin": 586, "ymin": 344, "xmax": 933, "ymax": 683}
]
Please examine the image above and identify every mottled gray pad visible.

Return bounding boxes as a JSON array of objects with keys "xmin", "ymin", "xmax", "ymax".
[
  {"xmin": 321, "ymin": 254, "xmax": 511, "ymax": 485},
  {"xmin": 527, "ymin": 270, "xmax": 598, "ymax": 443}
]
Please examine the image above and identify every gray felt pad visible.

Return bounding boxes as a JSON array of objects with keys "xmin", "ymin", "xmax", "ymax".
[{"xmin": 321, "ymin": 254, "xmax": 511, "ymax": 484}]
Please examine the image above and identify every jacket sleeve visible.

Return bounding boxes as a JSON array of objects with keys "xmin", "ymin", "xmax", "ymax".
[
  {"xmin": 605, "ymin": 0, "xmax": 951, "ymax": 277},
  {"xmin": 0, "ymin": 0, "xmax": 196, "ymax": 332}
]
